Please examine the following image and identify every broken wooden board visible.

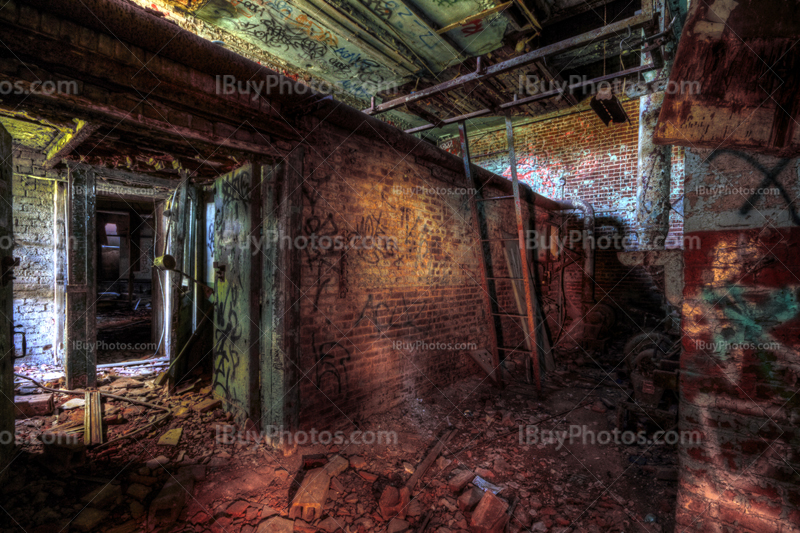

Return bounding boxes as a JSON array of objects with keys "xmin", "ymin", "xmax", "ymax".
[{"xmin": 289, "ymin": 468, "xmax": 330, "ymax": 521}]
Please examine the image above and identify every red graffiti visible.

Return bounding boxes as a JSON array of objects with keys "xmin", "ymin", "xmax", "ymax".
[{"xmin": 461, "ymin": 19, "xmax": 483, "ymax": 35}]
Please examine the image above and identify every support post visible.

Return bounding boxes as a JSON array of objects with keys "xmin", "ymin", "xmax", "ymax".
[
  {"xmin": 262, "ymin": 150, "xmax": 303, "ymax": 430},
  {"xmin": 65, "ymin": 166, "xmax": 96, "ymax": 389}
]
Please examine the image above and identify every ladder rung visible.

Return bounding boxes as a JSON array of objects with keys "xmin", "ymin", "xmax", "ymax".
[
  {"xmin": 486, "ymin": 277, "xmax": 524, "ymax": 281},
  {"xmin": 498, "ymin": 346, "xmax": 532, "ymax": 353},
  {"xmin": 477, "ymin": 195, "xmax": 515, "ymax": 201},
  {"xmin": 492, "ymin": 312, "xmax": 528, "ymax": 318}
]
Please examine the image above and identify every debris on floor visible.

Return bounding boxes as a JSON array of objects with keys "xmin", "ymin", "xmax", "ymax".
[{"xmin": 4, "ymin": 363, "xmax": 676, "ymax": 533}]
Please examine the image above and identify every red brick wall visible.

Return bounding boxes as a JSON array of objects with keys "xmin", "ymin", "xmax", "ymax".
[
  {"xmin": 296, "ymin": 124, "xmax": 552, "ymax": 429},
  {"xmin": 441, "ymin": 100, "xmax": 686, "ymax": 331},
  {"xmin": 679, "ymin": 148, "xmax": 800, "ymax": 533}
]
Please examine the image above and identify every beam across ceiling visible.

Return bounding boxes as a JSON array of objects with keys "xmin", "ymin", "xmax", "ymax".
[
  {"xmin": 66, "ymin": 163, "xmax": 178, "ymax": 189},
  {"xmin": 405, "ymin": 64, "xmax": 655, "ymax": 134},
  {"xmin": 365, "ymin": 10, "xmax": 654, "ymax": 115}
]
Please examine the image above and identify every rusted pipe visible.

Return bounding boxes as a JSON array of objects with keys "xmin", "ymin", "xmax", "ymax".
[
  {"xmin": 570, "ymin": 199, "xmax": 596, "ymax": 304},
  {"xmin": 547, "ymin": 198, "xmax": 595, "ymax": 304}
]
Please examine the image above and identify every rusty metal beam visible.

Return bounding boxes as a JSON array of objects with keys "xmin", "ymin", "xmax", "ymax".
[
  {"xmin": 405, "ymin": 64, "xmax": 654, "ymax": 134},
  {"xmin": 366, "ymin": 11, "xmax": 654, "ymax": 115}
]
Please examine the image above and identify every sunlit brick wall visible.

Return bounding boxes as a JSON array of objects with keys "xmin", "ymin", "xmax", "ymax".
[{"xmin": 12, "ymin": 146, "xmax": 56, "ymax": 364}]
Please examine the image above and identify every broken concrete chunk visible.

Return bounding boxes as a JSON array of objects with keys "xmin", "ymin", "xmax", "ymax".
[
  {"xmin": 289, "ymin": 467, "xmax": 330, "ymax": 522},
  {"xmin": 148, "ymin": 470, "xmax": 194, "ymax": 530},
  {"xmin": 318, "ymin": 516, "xmax": 343, "ymax": 532},
  {"xmin": 379, "ymin": 485, "xmax": 410, "ymax": 520},
  {"xmin": 448, "ymin": 469, "xmax": 475, "ymax": 493},
  {"xmin": 60, "ymin": 398, "xmax": 86, "ymax": 410},
  {"xmin": 330, "ymin": 477, "xmax": 345, "ymax": 494},
  {"xmin": 81, "ymin": 483, "xmax": 121, "ymax": 508},
  {"xmin": 158, "ymin": 427, "xmax": 183, "ymax": 446},
  {"xmin": 130, "ymin": 500, "xmax": 145, "ymax": 520},
  {"xmin": 470, "ymin": 492, "xmax": 509, "ymax": 533},
  {"xmin": 125, "ymin": 483, "xmax": 151, "ymax": 501},
  {"xmin": 192, "ymin": 398, "xmax": 221, "ymax": 413},
  {"xmin": 72, "ymin": 508, "xmax": 109, "ymax": 532},
  {"xmin": 358, "ymin": 471, "xmax": 378, "ymax": 483},
  {"xmin": 256, "ymin": 516, "xmax": 294, "ymax": 533},
  {"xmin": 225, "ymin": 500, "xmax": 251, "ymax": 517},
  {"xmin": 388, "ymin": 518, "xmax": 412, "ymax": 533},
  {"xmin": 349, "ymin": 455, "xmax": 367, "ymax": 469},
  {"xmin": 323, "ymin": 454, "xmax": 349, "ymax": 477},
  {"xmin": 436, "ymin": 456, "xmax": 452, "ymax": 470},
  {"xmin": 146, "ymin": 455, "xmax": 170, "ymax": 470}
]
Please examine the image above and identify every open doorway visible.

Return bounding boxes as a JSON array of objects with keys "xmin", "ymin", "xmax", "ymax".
[{"xmin": 95, "ymin": 197, "xmax": 158, "ymax": 365}]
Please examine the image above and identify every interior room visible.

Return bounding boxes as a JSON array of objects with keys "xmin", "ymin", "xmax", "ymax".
[{"xmin": 1, "ymin": 0, "xmax": 798, "ymax": 532}]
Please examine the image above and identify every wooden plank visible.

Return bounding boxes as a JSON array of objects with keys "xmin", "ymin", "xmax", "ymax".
[
  {"xmin": 505, "ymin": 115, "xmax": 539, "ymax": 391},
  {"xmin": 458, "ymin": 123, "xmax": 503, "ymax": 388},
  {"xmin": 653, "ymin": 0, "xmax": 800, "ymax": 156},
  {"xmin": 65, "ymin": 166, "xmax": 96, "ymax": 389},
  {"xmin": 43, "ymin": 120, "xmax": 98, "ymax": 169},
  {"xmin": 151, "ymin": 202, "xmax": 166, "ymax": 356}
]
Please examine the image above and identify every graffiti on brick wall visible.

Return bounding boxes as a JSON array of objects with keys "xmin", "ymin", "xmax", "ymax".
[
  {"xmin": 697, "ymin": 284, "xmax": 799, "ymax": 361},
  {"xmin": 311, "ymin": 332, "xmax": 352, "ymax": 399},
  {"xmin": 301, "ymin": 171, "xmax": 478, "ymax": 401},
  {"xmin": 707, "ymin": 150, "xmax": 800, "ymax": 226},
  {"xmin": 301, "ymin": 177, "xmax": 471, "ymax": 309}
]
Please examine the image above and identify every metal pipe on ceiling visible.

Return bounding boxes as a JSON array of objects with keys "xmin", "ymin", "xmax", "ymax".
[
  {"xmin": 405, "ymin": 64, "xmax": 656, "ymax": 135},
  {"xmin": 365, "ymin": 11, "xmax": 655, "ymax": 115}
]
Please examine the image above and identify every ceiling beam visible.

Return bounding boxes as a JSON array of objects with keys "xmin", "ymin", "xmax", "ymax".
[
  {"xmin": 365, "ymin": 11, "xmax": 654, "ymax": 115},
  {"xmin": 66, "ymin": 162, "xmax": 178, "ymax": 189},
  {"xmin": 43, "ymin": 120, "xmax": 98, "ymax": 170},
  {"xmin": 405, "ymin": 64, "xmax": 654, "ymax": 134}
]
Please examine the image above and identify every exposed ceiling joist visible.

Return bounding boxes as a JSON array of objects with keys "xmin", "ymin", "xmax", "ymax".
[
  {"xmin": 406, "ymin": 64, "xmax": 655, "ymax": 134},
  {"xmin": 43, "ymin": 120, "xmax": 98, "ymax": 170},
  {"xmin": 66, "ymin": 163, "xmax": 178, "ymax": 189},
  {"xmin": 366, "ymin": 10, "xmax": 655, "ymax": 115}
]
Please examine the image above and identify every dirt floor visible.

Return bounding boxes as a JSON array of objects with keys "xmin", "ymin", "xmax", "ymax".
[{"xmin": 3, "ymin": 363, "xmax": 678, "ymax": 533}]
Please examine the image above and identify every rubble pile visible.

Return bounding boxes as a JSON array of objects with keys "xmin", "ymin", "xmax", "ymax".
[{"xmin": 5, "ymin": 371, "xmax": 677, "ymax": 533}]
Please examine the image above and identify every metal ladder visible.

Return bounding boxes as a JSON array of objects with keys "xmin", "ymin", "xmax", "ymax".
[{"xmin": 458, "ymin": 116, "xmax": 542, "ymax": 391}]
